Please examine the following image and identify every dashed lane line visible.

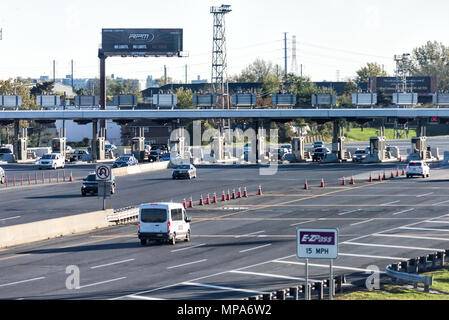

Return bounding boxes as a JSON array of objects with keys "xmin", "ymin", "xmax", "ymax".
[
  {"xmin": 399, "ymin": 227, "xmax": 449, "ymax": 232},
  {"xmin": 0, "ymin": 277, "xmax": 45, "ymax": 288},
  {"xmin": 182, "ymin": 282, "xmax": 269, "ymax": 295},
  {"xmin": 78, "ymin": 277, "xmax": 127, "ymax": 289},
  {"xmin": 350, "ymin": 219, "xmax": 375, "ymax": 226},
  {"xmin": 239, "ymin": 243, "xmax": 272, "ymax": 253},
  {"xmin": 392, "ymin": 208, "xmax": 415, "ymax": 216},
  {"xmin": 372, "ymin": 234, "xmax": 449, "ymax": 241},
  {"xmin": 170, "ymin": 243, "xmax": 206, "ymax": 253},
  {"xmin": 167, "ymin": 259, "xmax": 208, "ymax": 270},
  {"xmin": 90, "ymin": 259, "xmax": 135, "ymax": 270}
]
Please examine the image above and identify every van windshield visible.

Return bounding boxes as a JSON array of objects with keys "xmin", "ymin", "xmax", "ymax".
[{"xmin": 140, "ymin": 208, "xmax": 167, "ymax": 223}]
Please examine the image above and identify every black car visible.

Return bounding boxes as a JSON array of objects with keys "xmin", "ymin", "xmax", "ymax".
[{"xmin": 81, "ymin": 173, "xmax": 116, "ymax": 196}]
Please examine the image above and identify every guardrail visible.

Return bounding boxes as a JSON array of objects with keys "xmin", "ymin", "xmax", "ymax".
[
  {"xmin": 107, "ymin": 206, "xmax": 139, "ymax": 224},
  {"xmin": 385, "ymin": 249, "xmax": 448, "ymax": 292},
  {"xmin": 244, "ymin": 275, "xmax": 346, "ymax": 300}
]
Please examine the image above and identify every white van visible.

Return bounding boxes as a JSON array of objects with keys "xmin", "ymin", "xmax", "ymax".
[{"xmin": 138, "ymin": 202, "xmax": 191, "ymax": 246}]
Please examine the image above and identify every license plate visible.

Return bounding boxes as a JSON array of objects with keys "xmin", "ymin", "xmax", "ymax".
[{"xmin": 157, "ymin": 233, "xmax": 163, "ymax": 237}]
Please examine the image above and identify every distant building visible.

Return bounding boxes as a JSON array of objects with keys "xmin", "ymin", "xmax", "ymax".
[
  {"xmin": 191, "ymin": 75, "xmax": 207, "ymax": 84},
  {"xmin": 146, "ymin": 75, "xmax": 160, "ymax": 89}
]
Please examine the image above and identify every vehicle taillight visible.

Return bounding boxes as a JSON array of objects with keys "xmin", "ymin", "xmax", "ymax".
[
  {"xmin": 406, "ymin": 165, "xmax": 409, "ymax": 169},
  {"xmin": 137, "ymin": 222, "xmax": 140, "ymax": 232},
  {"xmin": 167, "ymin": 221, "xmax": 171, "ymax": 233},
  {"xmin": 420, "ymin": 166, "xmax": 423, "ymax": 169}
]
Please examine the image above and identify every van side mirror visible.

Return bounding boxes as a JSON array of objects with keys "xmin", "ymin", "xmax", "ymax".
[{"xmin": 185, "ymin": 216, "xmax": 191, "ymax": 223}]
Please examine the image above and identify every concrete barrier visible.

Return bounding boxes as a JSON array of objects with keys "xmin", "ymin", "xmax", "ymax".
[
  {"xmin": 0, "ymin": 209, "xmax": 113, "ymax": 248},
  {"xmin": 112, "ymin": 160, "xmax": 170, "ymax": 177}
]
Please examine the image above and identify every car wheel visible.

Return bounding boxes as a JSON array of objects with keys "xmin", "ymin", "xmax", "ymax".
[
  {"xmin": 185, "ymin": 230, "xmax": 191, "ymax": 242},
  {"xmin": 140, "ymin": 239, "xmax": 147, "ymax": 246},
  {"xmin": 81, "ymin": 192, "xmax": 86, "ymax": 197},
  {"xmin": 422, "ymin": 174, "xmax": 426, "ymax": 178},
  {"xmin": 406, "ymin": 175, "xmax": 410, "ymax": 178},
  {"xmin": 170, "ymin": 234, "xmax": 176, "ymax": 245}
]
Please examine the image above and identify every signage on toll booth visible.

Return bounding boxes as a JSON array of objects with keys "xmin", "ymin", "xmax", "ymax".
[{"xmin": 296, "ymin": 228, "xmax": 338, "ymax": 259}]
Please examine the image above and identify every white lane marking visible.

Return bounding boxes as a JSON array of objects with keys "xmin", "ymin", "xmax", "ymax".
[
  {"xmin": 229, "ymin": 270, "xmax": 321, "ymax": 282},
  {"xmin": 392, "ymin": 208, "xmax": 415, "ymax": 216},
  {"xmin": 424, "ymin": 220, "xmax": 449, "ymax": 224},
  {"xmin": 127, "ymin": 295, "xmax": 165, "ymax": 300},
  {"xmin": 338, "ymin": 209, "xmax": 361, "ymax": 216},
  {"xmin": 239, "ymin": 243, "xmax": 272, "ymax": 253},
  {"xmin": 0, "ymin": 277, "xmax": 45, "ymax": 288},
  {"xmin": 400, "ymin": 227, "xmax": 449, "ymax": 232},
  {"xmin": 0, "ymin": 216, "xmax": 21, "ymax": 222},
  {"xmin": 182, "ymin": 282, "xmax": 268, "ymax": 295},
  {"xmin": 235, "ymin": 230, "xmax": 265, "ymax": 238},
  {"xmin": 90, "ymin": 259, "xmax": 135, "ymax": 269},
  {"xmin": 373, "ymin": 234, "xmax": 449, "ymax": 242},
  {"xmin": 290, "ymin": 220, "xmax": 316, "ymax": 227},
  {"xmin": 79, "ymin": 277, "xmax": 126, "ymax": 289},
  {"xmin": 167, "ymin": 259, "xmax": 207, "ymax": 269},
  {"xmin": 417, "ymin": 192, "xmax": 434, "ymax": 198},
  {"xmin": 338, "ymin": 253, "xmax": 408, "ymax": 261},
  {"xmin": 342, "ymin": 242, "xmax": 445, "ymax": 252},
  {"xmin": 171, "ymin": 243, "xmax": 206, "ymax": 252},
  {"xmin": 273, "ymin": 260, "xmax": 386, "ymax": 274},
  {"xmin": 350, "ymin": 219, "xmax": 375, "ymax": 226},
  {"xmin": 380, "ymin": 200, "xmax": 400, "ymax": 206},
  {"xmin": 432, "ymin": 199, "xmax": 449, "ymax": 206}
]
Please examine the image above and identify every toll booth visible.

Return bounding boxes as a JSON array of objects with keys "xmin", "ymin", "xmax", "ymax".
[
  {"xmin": 257, "ymin": 130, "xmax": 266, "ymax": 163},
  {"xmin": 15, "ymin": 138, "xmax": 28, "ymax": 161},
  {"xmin": 361, "ymin": 136, "xmax": 386, "ymax": 163},
  {"xmin": 410, "ymin": 137, "xmax": 428, "ymax": 160},
  {"xmin": 211, "ymin": 136, "xmax": 224, "ymax": 162},
  {"xmin": 95, "ymin": 137, "xmax": 105, "ymax": 161},
  {"xmin": 292, "ymin": 136, "xmax": 312, "ymax": 162},
  {"xmin": 169, "ymin": 136, "xmax": 185, "ymax": 158},
  {"xmin": 324, "ymin": 136, "xmax": 346, "ymax": 163},
  {"xmin": 52, "ymin": 137, "xmax": 67, "ymax": 158},
  {"xmin": 131, "ymin": 137, "xmax": 145, "ymax": 160}
]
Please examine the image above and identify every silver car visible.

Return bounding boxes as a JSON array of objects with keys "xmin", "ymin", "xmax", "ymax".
[{"xmin": 172, "ymin": 164, "xmax": 197, "ymax": 180}]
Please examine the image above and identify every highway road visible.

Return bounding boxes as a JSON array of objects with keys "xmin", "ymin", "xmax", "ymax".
[
  {"xmin": 1, "ymin": 164, "xmax": 449, "ymax": 299},
  {"xmin": 0, "ymin": 161, "xmax": 408, "ymax": 227}
]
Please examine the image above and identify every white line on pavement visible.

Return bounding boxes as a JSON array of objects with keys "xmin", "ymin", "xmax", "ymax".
[
  {"xmin": 380, "ymin": 200, "xmax": 400, "ymax": 206},
  {"xmin": 373, "ymin": 234, "xmax": 449, "ymax": 241},
  {"xmin": 182, "ymin": 282, "xmax": 268, "ymax": 295},
  {"xmin": 338, "ymin": 253, "xmax": 408, "ymax": 261},
  {"xmin": 338, "ymin": 209, "xmax": 361, "ymax": 216},
  {"xmin": 239, "ymin": 243, "xmax": 272, "ymax": 253},
  {"xmin": 417, "ymin": 192, "xmax": 434, "ymax": 198},
  {"xmin": 0, "ymin": 216, "xmax": 21, "ymax": 222},
  {"xmin": 399, "ymin": 227, "xmax": 449, "ymax": 232},
  {"xmin": 79, "ymin": 277, "xmax": 126, "ymax": 289},
  {"xmin": 167, "ymin": 259, "xmax": 207, "ymax": 269},
  {"xmin": 350, "ymin": 219, "xmax": 375, "ymax": 226},
  {"xmin": 229, "ymin": 270, "xmax": 321, "ymax": 282},
  {"xmin": 171, "ymin": 243, "xmax": 206, "ymax": 252},
  {"xmin": 424, "ymin": 220, "xmax": 449, "ymax": 224},
  {"xmin": 235, "ymin": 230, "xmax": 265, "ymax": 238},
  {"xmin": 273, "ymin": 260, "xmax": 386, "ymax": 274},
  {"xmin": 290, "ymin": 220, "xmax": 316, "ymax": 227},
  {"xmin": 342, "ymin": 242, "xmax": 445, "ymax": 252},
  {"xmin": 90, "ymin": 259, "xmax": 135, "ymax": 269},
  {"xmin": 0, "ymin": 277, "xmax": 45, "ymax": 288},
  {"xmin": 432, "ymin": 199, "xmax": 449, "ymax": 206},
  {"xmin": 127, "ymin": 295, "xmax": 165, "ymax": 300},
  {"xmin": 392, "ymin": 208, "xmax": 415, "ymax": 216}
]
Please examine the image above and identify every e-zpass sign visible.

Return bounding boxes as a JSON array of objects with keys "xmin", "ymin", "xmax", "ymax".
[{"xmin": 296, "ymin": 228, "xmax": 338, "ymax": 259}]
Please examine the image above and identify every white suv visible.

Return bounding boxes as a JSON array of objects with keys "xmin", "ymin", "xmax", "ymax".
[
  {"xmin": 406, "ymin": 160, "xmax": 430, "ymax": 178},
  {"xmin": 38, "ymin": 153, "xmax": 65, "ymax": 170}
]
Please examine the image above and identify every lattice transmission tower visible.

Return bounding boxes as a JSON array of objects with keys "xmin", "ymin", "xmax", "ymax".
[{"xmin": 210, "ymin": 4, "xmax": 231, "ymax": 109}]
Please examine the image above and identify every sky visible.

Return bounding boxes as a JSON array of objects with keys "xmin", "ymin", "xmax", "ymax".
[{"xmin": 1, "ymin": 0, "xmax": 449, "ymax": 84}]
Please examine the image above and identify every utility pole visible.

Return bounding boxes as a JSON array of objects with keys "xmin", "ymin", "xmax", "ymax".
[
  {"xmin": 185, "ymin": 64, "xmax": 188, "ymax": 84},
  {"xmin": 284, "ymin": 32, "xmax": 288, "ymax": 78},
  {"xmin": 53, "ymin": 60, "xmax": 56, "ymax": 82},
  {"xmin": 164, "ymin": 65, "xmax": 167, "ymax": 85},
  {"xmin": 394, "ymin": 53, "xmax": 410, "ymax": 93},
  {"xmin": 71, "ymin": 60, "xmax": 74, "ymax": 89},
  {"xmin": 291, "ymin": 35, "xmax": 297, "ymax": 75}
]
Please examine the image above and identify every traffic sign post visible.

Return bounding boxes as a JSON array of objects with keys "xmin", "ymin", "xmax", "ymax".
[
  {"xmin": 96, "ymin": 165, "xmax": 112, "ymax": 210},
  {"xmin": 296, "ymin": 228, "xmax": 338, "ymax": 300}
]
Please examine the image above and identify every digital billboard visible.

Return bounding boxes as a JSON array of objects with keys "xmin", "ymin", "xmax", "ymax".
[
  {"xmin": 102, "ymin": 28, "xmax": 183, "ymax": 56},
  {"xmin": 369, "ymin": 76, "xmax": 436, "ymax": 94}
]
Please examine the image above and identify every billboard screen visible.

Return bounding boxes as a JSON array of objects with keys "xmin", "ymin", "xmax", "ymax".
[
  {"xmin": 102, "ymin": 28, "xmax": 183, "ymax": 56},
  {"xmin": 369, "ymin": 76, "xmax": 436, "ymax": 94}
]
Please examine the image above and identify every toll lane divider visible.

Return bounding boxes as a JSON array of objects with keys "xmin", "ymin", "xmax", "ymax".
[{"xmin": 0, "ymin": 209, "xmax": 114, "ymax": 248}]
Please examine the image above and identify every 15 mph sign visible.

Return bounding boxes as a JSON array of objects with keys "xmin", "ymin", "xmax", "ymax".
[
  {"xmin": 297, "ymin": 228, "xmax": 338, "ymax": 259},
  {"xmin": 95, "ymin": 165, "xmax": 111, "ymax": 181}
]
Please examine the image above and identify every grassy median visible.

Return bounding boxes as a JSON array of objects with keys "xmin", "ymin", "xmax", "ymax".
[
  {"xmin": 336, "ymin": 267, "xmax": 449, "ymax": 300},
  {"xmin": 344, "ymin": 128, "xmax": 417, "ymax": 142}
]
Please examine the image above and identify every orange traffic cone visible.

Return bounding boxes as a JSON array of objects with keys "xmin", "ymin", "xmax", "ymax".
[
  {"xmin": 320, "ymin": 178, "xmax": 325, "ymax": 188},
  {"xmin": 222, "ymin": 190, "xmax": 226, "ymax": 201},
  {"xmin": 257, "ymin": 185, "xmax": 263, "ymax": 195},
  {"xmin": 227, "ymin": 189, "xmax": 231, "ymax": 200},
  {"xmin": 188, "ymin": 196, "xmax": 193, "ymax": 208},
  {"xmin": 183, "ymin": 199, "xmax": 187, "ymax": 209},
  {"xmin": 342, "ymin": 177, "xmax": 346, "ymax": 186},
  {"xmin": 368, "ymin": 173, "xmax": 372, "ymax": 182},
  {"xmin": 238, "ymin": 187, "xmax": 241, "ymax": 198},
  {"xmin": 199, "ymin": 194, "xmax": 204, "ymax": 206},
  {"xmin": 390, "ymin": 171, "xmax": 394, "ymax": 178},
  {"xmin": 212, "ymin": 192, "xmax": 217, "ymax": 204},
  {"xmin": 304, "ymin": 179, "xmax": 309, "ymax": 190},
  {"xmin": 69, "ymin": 170, "xmax": 73, "ymax": 182},
  {"xmin": 243, "ymin": 187, "xmax": 248, "ymax": 197},
  {"xmin": 383, "ymin": 171, "xmax": 386, "ymax": 180},
  {"xmin": 205, "ymin": 194, "xmax": 210, "ymax": 205}
]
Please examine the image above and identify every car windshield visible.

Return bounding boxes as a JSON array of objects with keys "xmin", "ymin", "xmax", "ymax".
[
  {"xmin": 409, "ymin": 162, "xmax": 422, "ymax": 167},
  {"xmin": 85, "ymin": 174, "xmax": 97, "ymax": 181},
  {"xmin": 119, "ymin": 156, "xmax": 130, "ymax": 161},
  {"xmin": 315, "ymin": 148, "xmax": 325, "ymax": 152},
  {"xmin": 140, "ymin": 208, "xmax": 167, "ymax": 223},
  {"xmin": 355, "ymin": 150, "xmax": 366, "ymax": 154},
  {"xmin": 42, "ymin": 154, "xmax": 54, "ymax": 159},
  {"xmin": 178, "ymin": 165, "xmax": 190, "ymax": 170},
  {"xmin": 0, "ymin": 148, "xmax": 11, "ymax": 154}
]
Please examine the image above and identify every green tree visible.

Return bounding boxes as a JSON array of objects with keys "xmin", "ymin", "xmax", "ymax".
[
  {"xmin": 284, "ymin": 74, "xmax": 320, "ymax": 107},
  {"xmin": 410, "ymin": 41, "xmax": 449, "ymax": 91},
  {"xmin": 231, "ymin": 59, "xmax": 274, "ymax": 83},
  {"xmin": 355, "ymin": 62, "xmax": 387, "ymax": 84},
  {"xmin": 176, "ymin": 87, "xmax": 195, "ymax": 109}
]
